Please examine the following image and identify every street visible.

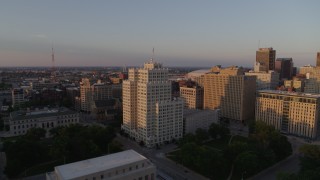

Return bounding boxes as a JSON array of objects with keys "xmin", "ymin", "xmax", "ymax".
[
  {"xmin": 115, "ymin": 134, "xmax": 209, "ymax": 180},
  {"xmin": 249, "ymin": 136, "xmax": 304, "ymax": 180}
]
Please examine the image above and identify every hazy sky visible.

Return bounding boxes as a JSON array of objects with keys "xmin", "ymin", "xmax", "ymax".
[{"xmin": 0, "ymin": 0, "xmax": 319, "ymax": 67}]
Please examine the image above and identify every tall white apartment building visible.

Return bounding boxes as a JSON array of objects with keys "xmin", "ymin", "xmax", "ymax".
[
  {"xmin": 80, "ymin": 78, "xmax": 92, "ymax": 112},
  {"xmin": 256, "ymin": 90, "xmax": 320, "ymax": 139},
  {"xmin": 122, "ymin": 60, "xmax": 184, "ymax": 147}
]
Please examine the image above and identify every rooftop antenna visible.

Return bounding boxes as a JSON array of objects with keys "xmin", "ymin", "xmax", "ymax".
[
  {"xmin": 51, "ymin": 43, "xmax": 57, "ymax": 81},
  {"xmin": 51, "ymin": 44, "xmax": 55, "ymax": 72},
  {"xmin": 151, "ymin": 47, "xmax": 155, "ymax": 62},
  {"xmin": 258, "ymin": 40, "xmax": 260, "ymax": 49}
]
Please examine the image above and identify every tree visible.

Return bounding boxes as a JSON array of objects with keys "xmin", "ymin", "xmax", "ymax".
[
  {"xmin": 209, "ymin": 123, "xmax": 220, "ymax": 139},
  {"xmin": 178, "ymin": 133, "xmax": 197, "ymax": 146},
  {"xmin": 234, "ymin": 151, "xmax": 259, "ymax": 177},
  {"xmin": 108, "ymin": 140, "xmax": 123, "ymax": 153},
  {"xmin": 299, "ymin": 145, "xmax": 320, "ymax": 172},
  {"xmin": 269, "ymin": 133, "xmax": 292, "ymax": 161},
  {"xmin": 139, "ymin": 140, "xmax": 145, "ymax": 146},
  {"xmin": 195, "ymin": 128, "xmax": 209, "ymax": 144},
  {"xmin": 209, "ymin": 123, "xmax": 230, "ymax": 139},
  {"xmin": 224, "ymin": 141, "xmax": 249, "ymax": 162},
  {"xmin": 219, "ymin": 125, "xmax": 230, "ymax": 139},
  {"xmin": 25, "ymin": 128, "xmax": 46, "ymax": 140}
]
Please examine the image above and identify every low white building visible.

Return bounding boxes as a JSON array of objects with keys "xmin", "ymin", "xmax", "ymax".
[
  {"xmin": 183, "ymin": 109, "xmax": 220, "ymax": 134},
  {"xmin": 46, "ymin": 149, "xmax": 156, "ymax": 180},
  {"xmin": 8, "ymin": 107, "xmax": 79, "ymax": 137}
]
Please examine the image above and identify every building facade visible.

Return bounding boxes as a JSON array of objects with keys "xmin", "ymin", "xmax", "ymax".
[
  {"xmin": 183, "ymin": 109, "xmax": 220, "ymax": 134},
  {"xmin": 80, "ymin": 78, "xmax": 92, "ymax": 112},
  {"xmin": 299, "ymin": 65, "xmax": 320, "ymax": 93},
  {"xmin": 245, "ymin": 71, "xmax": 279, "ymax": 90},
  {"xmin": 317, "ymin": 52, "xmax": 320, "ymax": 67},
  {"xmin": 256, "ymin": 90, "xmax": 320, "ymax": 139},
  {"xmin": 275, "ymin": 58, "xmax": 294, "ymax": 80},
  {"xmin": 122, "ymin": 60, "xmax": 184, "ymax": 147},
  {"xmin": 46, "ymin": 150, "xmax": 156, "ymax": 180},
  {"xmin": 203, "ymin": 68, "xmax": 256, "ymax": 122},
  {"xmin": 12, "ymin": 88, "xmax": 26, "ymax": 108},
  {"xmin": 80, "ymin": 78, "xmax": 112, "ymax": 112},
  {"xmin": 180, "ymin": 86, "xmax": 203, "ymax": 109},
  {"xmin": 284, "ymin": 79, "xmax": 305, "ymax": 92},
  {"xmin": 8, "ymin": 107, "xmax": 79, "ymax": 137},
  {"xmin": 256, "ymin": 47, "xmax": 276, "ymax": 71}
]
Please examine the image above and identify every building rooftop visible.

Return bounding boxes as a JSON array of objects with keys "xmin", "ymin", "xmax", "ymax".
[
  {"xmin": 55, "ymin": 150, "xmax": 148, "ymax": 180},
  {"xmin": 186, "ymin": 69, "xmax": 211, "ymax": 79},
  {"xmin": 258, "ymin": 90, "xmax": 320, "ymax": 98},
  {"xmin": 184, "ymin": 108, "xmax": 220, "ymax": 116},
  {"xmin": 10, "ymin": 107, "xmax": 77, "ymax": 121}
]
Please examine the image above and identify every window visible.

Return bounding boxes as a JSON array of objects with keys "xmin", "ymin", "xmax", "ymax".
[{"xmin": 100, "ymin": 175, "xmax": 104, "ymax": 179}]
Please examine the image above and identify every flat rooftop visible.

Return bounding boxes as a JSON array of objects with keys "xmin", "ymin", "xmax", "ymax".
[
  {"xmin": 258, "ymin": 90, "xmax": 320, "ymax": 98},
  {"xmin": 55, "ymin": 150, "xmax": 147, "ymax": 179},
  {"xmin": 10, "ymin": 107, "xmax": 77, "ymax": 121}
]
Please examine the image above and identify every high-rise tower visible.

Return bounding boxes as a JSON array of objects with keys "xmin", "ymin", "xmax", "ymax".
[
  {"xmin": 256, "ymin": 48, "xmax": 276, "ymax": 71},
  {"xmin": 122, "ymin": 60, "xmax": 183, "ymax": 147},
  {"xmin": 203, "ymin": 66, "xmax": 256, "ymax": 122}
]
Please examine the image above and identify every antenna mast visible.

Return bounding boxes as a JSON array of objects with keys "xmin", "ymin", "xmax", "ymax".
[{"xmin": 51, "ymin": 44, "xmax": 57, "ymax": 81}]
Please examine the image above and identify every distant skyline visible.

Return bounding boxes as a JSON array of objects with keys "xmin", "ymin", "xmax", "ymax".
[{"xmin": 0, "ymin": 0, "xmax": 319, "ymax": 67}]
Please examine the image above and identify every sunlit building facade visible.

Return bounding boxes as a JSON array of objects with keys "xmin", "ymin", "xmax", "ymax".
[
  {"xmin": 256, "ymin": 90, "xmax": 320, "ymax": 139},
  {"xmin": 122, "ymin": 60, "xmax": 183, "ymax": 147}
]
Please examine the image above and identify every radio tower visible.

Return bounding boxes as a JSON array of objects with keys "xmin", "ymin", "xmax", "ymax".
[{"xmin": 51, "ymin": 45, "xmax": 56, "ymax": 81}]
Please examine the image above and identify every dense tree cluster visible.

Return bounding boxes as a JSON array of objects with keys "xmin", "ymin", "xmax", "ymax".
[
  {"xmin": 278, "ymin": 144, "xmax": 320, "ymax": 180},
  {"xmin": 173, "ymin": 121, "xmax": 292, "ymax": 179},
  {"xmin": 3, "ymin": 124, "xmax": 120, "ymax": 178}
]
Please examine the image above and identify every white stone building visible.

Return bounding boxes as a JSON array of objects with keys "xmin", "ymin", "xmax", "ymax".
[
  {"xmin": 256, "ymin": 90, "xmax": 320, "ymax": 139},
  {"xmin": 122, "ymin": 60, "xmax": 184, "ymax": 147},
  {"xmin": 8, "ymin": 107, "xmax": 79, "ymax": 137},
  {"xmin": 46, "ymin": 150, "xmax": 156, "ymax": 180}
]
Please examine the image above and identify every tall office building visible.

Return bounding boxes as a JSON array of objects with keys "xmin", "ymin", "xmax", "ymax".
[
  {"xmin": 80, "ymin": 78, "xmax": 91, "ymax": 112},
  {"xmin": 12, "ymin": 88, "xmax": 26, "ymax": 108},
  {"xmin": 275, "ymin": 58, "xmax": 294, "ymax": 80},
  {"xmin": 256, "ymin": 90, "xmax": 320, "ymax": 139},
  {"xmin": 317, "ymin": 52, "xmax": 320, "ymax": 67},
  {"xmin": 122, "ymin": 60, "xmax": 183, "ymax": 147},
  {"xmin": 256, "ymin": 48, "xmax": 276, "ymax": 71},
  {"xmin": 180, "ymin": 86, "xmax": 203, "ymax": 109},
  {"xmin": 203, "ymin": 66, "xmax": 256, "ymax": 122}
]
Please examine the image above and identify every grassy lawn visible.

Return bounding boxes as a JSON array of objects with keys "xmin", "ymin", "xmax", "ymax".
[{"xmin": 167, "ymin": 135, "xmax": 250, "ymax": 179}]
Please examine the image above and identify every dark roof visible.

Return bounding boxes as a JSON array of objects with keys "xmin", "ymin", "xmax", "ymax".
[{"xmin": 94, "ymin": 99, "xmax": 116, "ymax": 108}]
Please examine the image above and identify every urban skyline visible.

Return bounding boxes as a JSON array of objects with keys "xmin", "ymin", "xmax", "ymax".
[{"xmin": 0, "ymin": 1, "xmax": 319, "ymax": 67}]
